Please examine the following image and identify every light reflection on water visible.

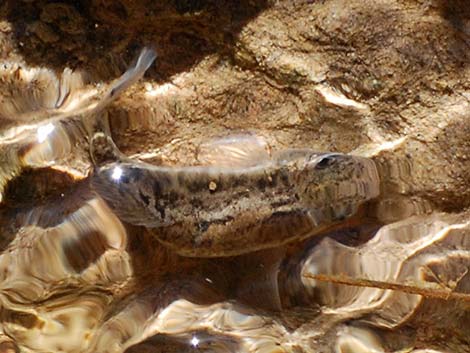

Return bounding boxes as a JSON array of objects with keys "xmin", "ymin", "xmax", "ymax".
[{"xmin": 0, "ymin": 59, "xmax": 468, "ymax": 353}]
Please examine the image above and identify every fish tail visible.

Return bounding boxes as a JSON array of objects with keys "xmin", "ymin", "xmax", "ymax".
[
  {"xmin": 96, "ymin": 47, "xmax": 157, "ymax": 111},
  {"xmin": 89, "ymin": 47, "xmax": 157, "ymax": 160}
]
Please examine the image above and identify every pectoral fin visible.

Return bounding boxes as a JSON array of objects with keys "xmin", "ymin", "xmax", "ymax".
[{"xmin": 196, "ymin": 134, "xmax": 271, "ymax": 168}]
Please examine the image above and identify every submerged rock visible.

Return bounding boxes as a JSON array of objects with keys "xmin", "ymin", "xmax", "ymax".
[{"xmin": 0, "ymin": 0, "xmax": 468, "ymax": 352}]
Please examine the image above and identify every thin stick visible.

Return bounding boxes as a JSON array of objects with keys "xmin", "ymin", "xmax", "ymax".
[{"xmin": 303, "ymin": 273, "xmax": 470, "ymax": 302}]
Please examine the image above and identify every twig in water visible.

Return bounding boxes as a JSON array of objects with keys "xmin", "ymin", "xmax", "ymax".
[{"xmin": 303, "ymin": 273, "xmax": 470, "ymax": 302}]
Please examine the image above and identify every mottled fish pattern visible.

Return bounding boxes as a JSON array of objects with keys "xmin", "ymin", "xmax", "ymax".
[
  {"xmin": 89, "ymin": 48, "xmax": 381, "ymax": 257},
  {"xmin": 91, "ymin": 136, "xmax": 380, "ymax": 257}
]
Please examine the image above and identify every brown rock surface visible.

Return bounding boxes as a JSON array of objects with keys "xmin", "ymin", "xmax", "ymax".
[{"xmin": 0, "ymin": 0, "xmax": 469, "ymax": 352}]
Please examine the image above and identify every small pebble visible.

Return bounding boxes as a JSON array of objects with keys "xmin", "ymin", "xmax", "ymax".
[{"xmin": 208, "ymin": 181, "xmax": 217, "ymax": 191}]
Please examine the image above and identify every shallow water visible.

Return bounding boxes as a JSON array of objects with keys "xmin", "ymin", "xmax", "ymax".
[{"xmin": 0, "ymin": 53, "xmax": 469, "ymax": 353}]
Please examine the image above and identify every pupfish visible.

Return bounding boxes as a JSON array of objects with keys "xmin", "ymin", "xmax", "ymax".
[{"xmin": 90, "ymin": 133, "xmax": 380, "ymax": 257}]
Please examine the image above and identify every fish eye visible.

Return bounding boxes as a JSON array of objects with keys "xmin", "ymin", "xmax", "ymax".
[{"xmin": 315, "ymin": 155, "xmax": 337, "ymax": 169}]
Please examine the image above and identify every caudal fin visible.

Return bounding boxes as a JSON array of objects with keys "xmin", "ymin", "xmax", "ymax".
[{"xmin": 95, "ymin": 47, "xmax": 157, "ymax": 111}]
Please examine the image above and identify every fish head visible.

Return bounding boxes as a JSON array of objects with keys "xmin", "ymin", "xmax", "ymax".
[{"xmin": 298, "ymin": 152, "xmax": 380, "ymax": 222}]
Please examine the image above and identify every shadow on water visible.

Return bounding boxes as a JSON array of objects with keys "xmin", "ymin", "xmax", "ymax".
[{"xmin": 2, "ymin": 0, "xmax": 270, "ymax": 82}]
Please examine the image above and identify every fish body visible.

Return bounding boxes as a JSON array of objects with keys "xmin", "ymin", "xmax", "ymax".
[
  {"xmin": 87, "ymin": 49, "xmax": 380, "ymax": 257},
  {"xmin": 91, "ymin": 146, "xmax": 380, "ymax": 257}
]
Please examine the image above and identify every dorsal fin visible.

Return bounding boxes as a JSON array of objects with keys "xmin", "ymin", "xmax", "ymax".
[{"xmin": 196, "ymin": 134, "xmax": 271, "ymax": 168}]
